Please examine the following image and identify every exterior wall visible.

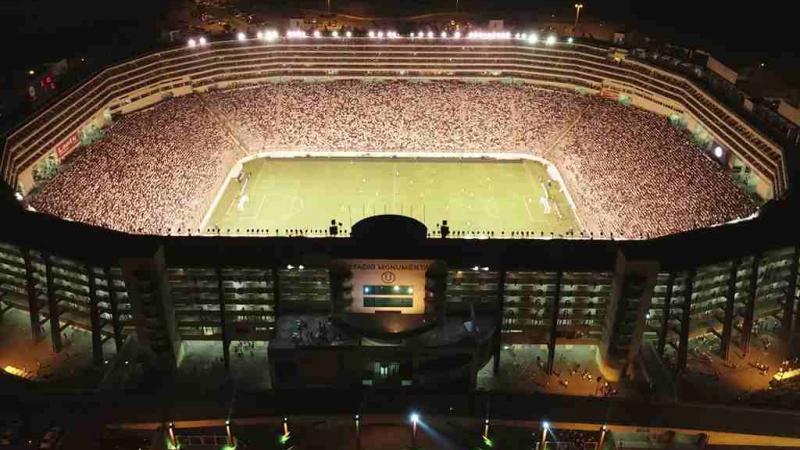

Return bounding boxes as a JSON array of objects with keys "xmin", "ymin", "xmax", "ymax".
[
  {"xmin": 1, "ymin": 40, "xmax": 786, "ymax": 199},
  {"xmin": 777, "ymin": 100, "xmax": 800, "ymax": 127},
  {"xmin": 120, "ymin": 247, "xmax": 182, "ymax": 371},
  {"xmin": 1, "ymin": 229, "xmax": 799, "ymax": 385},
  {"xmin": 705, "ymin": 56, "xmax": 739, "ymax": 85},
  {"xmin": 599, "ymin": 252, "xmax": 659, "ymax": 381}
]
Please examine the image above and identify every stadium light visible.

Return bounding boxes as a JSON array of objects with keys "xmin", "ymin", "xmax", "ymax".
[
  {"xmin": 187, "ymin": 38, "xmax": 197, "ymax": 48},
  {"xmin": 441, "ymin": 31, "xmax": 447, "ymax": 38},
  {"xmin": 313, "ymin": 30, "xmax": 321, "ymax": 38},
  {"xmin": 346, "ymin": 31, "xmax": 352, "ymax": 38},
  {"xmin": 453, "ymin": 31, "xmax": 461, "ymax": 39},
  {"xmin": 198, "ymin": 36, "xmax": 208, "ymax": 46},
  {"xmin": 714, "ymin": 146, "xmax": 724, "ymax": 158},
  {"xmin": 237, "ymin": 32, "xmax": 247, "ymax": 41},
  {"xmin": 574, "ymin": 3, "xmax": 584, "ymax": 33},
  {"xmin": 527, "ymin": 33, "xmax": 539, "ymax": 44},
  {"xmin": 256, "ymin": 31, "xmax": 263, "ymax": 39},
  {"xmin": 426, "ymin": 31, "xmax": 434, "ymax": 38},
  {"xmin": 545, "ymin": 35, "xmax": 557, "ymax": 45},
  {"xmin": 332, "ymin": 30, "xmax": 339, "ymax": 38},
  {"xmin": 368, "ymin": 30, "xmax": 376, "ymax": 38},
  {"xmin": 410, "ymin": 413, "xmax": 420, "ymax": 423},
  {"xmin": 377, "ymin": 30, "xmax": 384, "ymax": 38}
]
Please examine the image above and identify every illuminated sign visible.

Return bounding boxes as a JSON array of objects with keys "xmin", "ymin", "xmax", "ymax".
[
  {"xmin": 54, "ymin": 131, "xmax": 80, "ymax": 160},
  {"xmin": 340, "ymin": 259, "xmax": 432, "ymax": 313}
]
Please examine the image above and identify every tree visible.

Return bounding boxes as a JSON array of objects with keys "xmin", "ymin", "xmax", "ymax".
[{"xmin": 33, "ymin": 155, "xmax": 60, "ymax": 183}]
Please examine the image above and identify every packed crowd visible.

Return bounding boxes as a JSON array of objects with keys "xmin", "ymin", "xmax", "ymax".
[
  {"xmin": 206, "ymin": 80, "xmax": 583, "ymax": 154},
  {"xmin": 30, "ymin": 95, "xmax": 242, "ymax": 233},
  {"xmin": 551, "ymin": 96, "xmax": 756, "ymax": 237},
  {"xmin": 29, "ymin": 80, "xmax": 757, "ymax": 237}
]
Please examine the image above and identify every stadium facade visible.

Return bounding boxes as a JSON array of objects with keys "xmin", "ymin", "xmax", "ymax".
[{"xmin": 0, "ymin": 37, "xmax": 798, "ymax": 390}]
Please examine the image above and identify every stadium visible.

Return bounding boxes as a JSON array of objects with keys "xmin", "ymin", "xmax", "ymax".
[{"xmin": 1, "ymin": 30, "xmax": 800, "ymax": 447}]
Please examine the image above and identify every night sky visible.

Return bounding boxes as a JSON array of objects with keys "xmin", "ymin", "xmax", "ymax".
[{"xmin": 0, "ymin": 0, "xmax": 796, "ymax": 79}]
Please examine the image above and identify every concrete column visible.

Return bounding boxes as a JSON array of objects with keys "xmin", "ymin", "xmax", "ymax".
[
  {"xmin": 120, "ymin": 246, "xmax": 181, "ymax": 371},
  {"xmin": 741, "ymin": 256, "xmax": 759, "ymax": 355},
  {"xmin": 217, "ymin": 266, "xmax": 230, "ymax": 371},
  {"xmin": 22, "ymin": 249, "xmax": 42, "ymax": 342},
  {"xmin": 677, "ymin": 270, "xmax": 694, "ymax": 372},
  {"xmin": 271, "ymin": 267, "xmax": 281, "ymax": 314},
  {"xmin": 493, "ymin": 269, "xmax": 506, "ymax": 374},
  {"xmin": 657, "ymin": 273, "xmax": 674, "ymax": 356},
  {"xmin": 720, "ymin": 259, "xmax": 739, "ymax": 360},
  {"xmin": 546, "ymin": 271, "xmax": 562, "ymax": 375},
  {"xmin": 781, "ymin": 246, "xmax": 798, "ymax": 343},
  {"xmin": 105, "ymin": 267, "xmax": 124, "ymax": 352},
  {"xmin": 87, "ymin": 265, "xmax": 103, "ymax": 365},
  {"xmin": 44, "ymin": 255, "xmax": 63, "ymax": 352}
]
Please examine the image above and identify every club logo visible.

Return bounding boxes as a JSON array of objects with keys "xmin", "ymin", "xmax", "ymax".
[{"xmin": 380, "ymin": 271, "xmax": 396, "ymax": 284}]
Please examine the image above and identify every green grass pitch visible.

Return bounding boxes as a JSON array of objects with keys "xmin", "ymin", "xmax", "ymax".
[{"xmin": 205, "ymin": 157, "xmax": 580, "ymax": 236}]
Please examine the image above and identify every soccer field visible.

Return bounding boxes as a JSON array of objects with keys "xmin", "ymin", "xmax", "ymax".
[{"xmin": 205, "ymin": 157, "xmax": 580, "ymax": 236}]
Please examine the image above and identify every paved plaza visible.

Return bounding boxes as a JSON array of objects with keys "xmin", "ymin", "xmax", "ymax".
[
  {"xmin": 0, "ymin": 308, "xmax": 116, "ymax": 388},
  {"xmin": 477, "ymin": 344, "xmax": 631, "ymax": 397}
]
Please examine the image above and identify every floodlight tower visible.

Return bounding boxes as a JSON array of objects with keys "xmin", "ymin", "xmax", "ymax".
[{"xmin": 573, "ymin": 3, "xmax": 584, "ymax": 36}]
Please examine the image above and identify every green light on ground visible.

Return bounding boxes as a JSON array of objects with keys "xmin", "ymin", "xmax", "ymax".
[
  {"xmin": 279, "ymin": 433, "xmax": 291, "ymax": 445},
  {"xmin": 221, "ymin": 445, "xmax": 236, "ymax": 450},
  {"xmin": 166, "ymin": 438, "xmax": 181, "ymax": 450},
  {"xmin": 483, "ymin": 436, "xmax": 494, "ymax": 447}
]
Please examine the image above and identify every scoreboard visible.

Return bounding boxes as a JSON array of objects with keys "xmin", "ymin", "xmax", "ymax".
[{"xmin": 340, "ymin": 259, "xmax": 432, "ymax": 314}]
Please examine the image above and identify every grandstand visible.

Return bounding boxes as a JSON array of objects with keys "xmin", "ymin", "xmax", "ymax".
[
  {"xmin": 24, "ymin": 77, "xmax": 755, "ymax": 238},
  {"xmin": 0, "ymin": 34, "xmax": 799, "ymax": 420}
]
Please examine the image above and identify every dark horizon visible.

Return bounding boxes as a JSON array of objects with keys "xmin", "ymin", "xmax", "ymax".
[{"xmin": 0, "ymin": 0, "xmax": 796, "ymax": 74}]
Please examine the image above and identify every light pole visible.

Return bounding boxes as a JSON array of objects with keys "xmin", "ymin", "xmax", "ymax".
[
  {"xmin": 539, "ymin": 421, "xmax": 549, "ymax": 450},
  {"xmin": 573, "ymin": 3, "xmax": 584, "ymax": 36},
  {"xmin": 410, "ymin": 413, "xmax": 419, "ymax": 449},
  {"xmin": 225, "ymin": 420, "xmax": 235, "ymax": 447},
  {"xmin": 167, "ymin": 423, "xmax": 177, "ymax": 449},
  {"xmin": 597, "ymin": 424, "xmax": 607, "ymax": 450},
  {"xmin": 355, "ymin": 414, "xmax": 361, "ymax": 450}
]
